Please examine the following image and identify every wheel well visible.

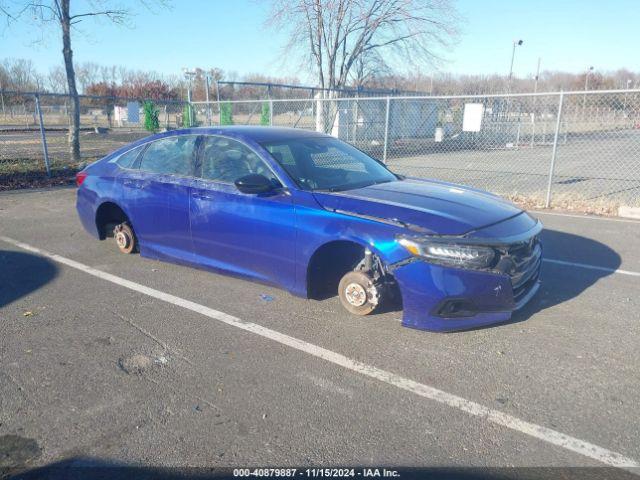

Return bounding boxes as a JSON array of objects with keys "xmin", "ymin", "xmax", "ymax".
[
  {"xmin": 306, "ymin": 241, "xmax": 366, "ymax": 300},
  {"xmin": 95, "ymin": 202, "xmax": 129, "ymax": 240}
]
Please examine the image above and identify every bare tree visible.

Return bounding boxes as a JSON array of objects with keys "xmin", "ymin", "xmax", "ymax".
[
  {"xmin": 2, "ymin": 1, "xmax": 128, "ymax": 161},
  {"xmin": 268, "ymin": 0, "xmax": 458, "ymax": 94},
  {"xmin": 76, "ymin": 61, "xmax": 102, "ymax": 92},
  {"xmin": 99, "ymin": 64, "xmax": 118, "ymax": 85},
  {"xmin": 47, "ymin": 65, "xmax": 68, "ymax": 92},
  {"xmin": 351, "ymin": 49, "xmax": 392, "ymax": 89},
  {"xmin": 1, "ymin": 58, "xmax": 39, "ymax": 90}
]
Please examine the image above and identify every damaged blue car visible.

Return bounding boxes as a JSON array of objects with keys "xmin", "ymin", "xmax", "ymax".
[{"xmin": 76, "ymin": 126, "xmax": 542, "ymax": 332}]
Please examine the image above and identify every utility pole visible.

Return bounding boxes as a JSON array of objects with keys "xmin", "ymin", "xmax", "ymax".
[{"xmin": 533, "ymin": 57, "xmax": 541, "ymax": 93}]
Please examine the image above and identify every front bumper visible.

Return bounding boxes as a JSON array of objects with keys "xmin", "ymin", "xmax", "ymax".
[{"xmin": 392, "ymin": 235, "xmax": 542, "ymax": 332}]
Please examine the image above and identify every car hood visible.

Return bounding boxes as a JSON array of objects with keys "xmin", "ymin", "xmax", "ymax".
[{"xmin": 312, "ymin": 178, "xmax": 524, "ymax": 236}]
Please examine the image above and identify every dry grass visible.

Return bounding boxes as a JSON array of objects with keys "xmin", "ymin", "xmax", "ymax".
[{"xmin": 508, "ymin": 193, "xmax": 621, "ymax": 216}]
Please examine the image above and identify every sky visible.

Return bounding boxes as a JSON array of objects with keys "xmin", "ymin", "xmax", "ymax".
[{"xmin": 1, "ymin": 0, "xmax": 639, "ymax": 83}]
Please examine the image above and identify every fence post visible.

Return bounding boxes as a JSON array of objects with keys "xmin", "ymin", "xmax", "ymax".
[
  {"xmin": 382, "ymin": 96, "xmax": 391, "ymax": 164},
  {"xmin": 34, "ymin": 93, "xmax": 51, "ymax": 178},
  {"xmin": 530, "ymin": 114, "xmax": 535, "ymax": 148},
  {"xmin": 269, "ymin": 98, "xmax": 273, "ymax": 126},
  {"xmin": 545, "ymin": 91, "xmax": 564, "ymax": 208}
]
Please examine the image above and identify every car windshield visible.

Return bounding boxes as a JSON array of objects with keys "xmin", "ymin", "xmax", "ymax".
[{"xmin": 261, "ymin": 136, "xmax": 398, "ymax": 192}]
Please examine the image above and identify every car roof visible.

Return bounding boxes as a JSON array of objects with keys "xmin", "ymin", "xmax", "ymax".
[{"xmin": 159, "ymin": 126, "xmax": 331, "ymax": 143}]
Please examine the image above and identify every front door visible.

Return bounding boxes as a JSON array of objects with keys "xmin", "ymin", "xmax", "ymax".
[{"xmin": 189, "ymin": 135, "xmax": 296, "ymax": 290}]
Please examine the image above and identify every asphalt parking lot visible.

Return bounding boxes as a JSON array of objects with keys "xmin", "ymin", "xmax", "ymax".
[
  {"xmin": 1, "ymin": 187, "xmax": 639, "ymax": 477},
  {"xmin": 387, "ymin": 130, "xmax": 640, "ymax": 207}
]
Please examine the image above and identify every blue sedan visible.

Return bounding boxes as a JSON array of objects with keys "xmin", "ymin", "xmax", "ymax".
[{"xmin": 76, "ymin": 126, "xmax": 542, "ymax": 332}]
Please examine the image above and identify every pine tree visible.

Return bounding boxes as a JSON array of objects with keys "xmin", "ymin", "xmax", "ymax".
[
  {"xmin": 260, "ymin": 102, "xmax": 270, "ymax": 126},
  {"xmin": 182, "ymin": 104, "xmax": 193, "ymax": 128},
  {"xmin": 143, "ymin": 101, "xmax": 160, "ymax": 132},
  {"xmin": 220, "ymin": 102, "xmax": 233, "ymax": 125}
]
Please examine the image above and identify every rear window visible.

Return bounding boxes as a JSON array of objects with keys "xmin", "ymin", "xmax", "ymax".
[{"xmin": 115, "ymin": 145, "xmax": 144, "ymax": 169}]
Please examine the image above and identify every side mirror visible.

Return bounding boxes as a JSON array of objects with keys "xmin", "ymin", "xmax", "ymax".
[{"xmin": 234, "ymin": 174, "xmax": 274, "ymax": 194}]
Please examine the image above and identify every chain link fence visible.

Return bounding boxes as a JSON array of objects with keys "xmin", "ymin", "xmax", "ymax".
[
  {"xmin": 193, "ymin": 89, "xmax": 640, "ymax": 212},
  {"xmin": 0, "ymin": 91, "xmax": 186, "ymax": 188},
  {"xmin": 2, "ymin": 89, "xmax": 639, "ymax": 213}
]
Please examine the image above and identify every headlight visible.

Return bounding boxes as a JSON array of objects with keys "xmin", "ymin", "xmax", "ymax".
[{"xmin": 398, "ymin": 237, "xmax": 496, "ymax": 269}]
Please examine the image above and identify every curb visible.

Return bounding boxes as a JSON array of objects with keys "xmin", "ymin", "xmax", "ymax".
[{"xmin": 618, "ymin": 206, "xmax": 640, "ymax": 220}]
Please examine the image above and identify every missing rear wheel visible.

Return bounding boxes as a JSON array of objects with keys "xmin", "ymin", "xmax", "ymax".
[{"xmin": 113, "ymin": 223, "xmax": 136, "ymax": 254}]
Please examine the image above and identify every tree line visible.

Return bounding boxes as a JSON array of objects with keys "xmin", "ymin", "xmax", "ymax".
[
  {"xmin": 2, "ymin": 57, "xmax": 638, "ymax": 102},
  {"xmin": 1, "ymin": 0, "xmax": 637, "ymax": 162}
]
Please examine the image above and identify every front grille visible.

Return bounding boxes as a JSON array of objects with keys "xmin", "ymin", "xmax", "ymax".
[{"xmin": 505, "ymin": 234, "xmax": 542, "ymax": 303}]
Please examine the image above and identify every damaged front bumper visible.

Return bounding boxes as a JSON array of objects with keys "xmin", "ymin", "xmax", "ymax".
[{"xmin": 390, "ymin": 221, "xmax": 543, "ymax": 332}]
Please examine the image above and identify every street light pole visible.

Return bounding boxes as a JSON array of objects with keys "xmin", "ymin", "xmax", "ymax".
[
  {"xmin": 182, "ymin": 68, "xmax": 196, "ymax": 127},
  {"xmin": 205, "ymin": 73, "xmax": 212, "ymax": 126},
  {"xmin": 582, "ymin": 66, "xmax": 594, "ymax": 117},
  {"xmin": 623, "ymin": 78, "xmax": 632, "ymax": 115},
  {"xmin": 508, "ymin": 39, "xmax": 523, "ymax": 90},
  {"xmin": 584, "ymin": 66, "xmax": 593, "ymax": 91},
  {"xmin": 531, "ymin": 57, "xmax": 542, "ymax": 147}
]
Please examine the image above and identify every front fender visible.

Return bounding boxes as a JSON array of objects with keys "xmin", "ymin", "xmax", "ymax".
[{"xmin": 291, "ymin": 191, "xmax": 412, "ymax": 297}]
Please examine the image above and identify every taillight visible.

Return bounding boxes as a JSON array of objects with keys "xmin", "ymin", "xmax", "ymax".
[{"xmin": 76, "ymin": 171, "xmax": 88, "ymax": 187}]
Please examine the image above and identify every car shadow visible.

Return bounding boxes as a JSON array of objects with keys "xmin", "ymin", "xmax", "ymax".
[
  {"xmin": 511, "ymin": 228, "xmax": 621, "ymax": 323},
  {"xmin": 0, "ymin": 250, "xmax": 58, "ymax": 308}
]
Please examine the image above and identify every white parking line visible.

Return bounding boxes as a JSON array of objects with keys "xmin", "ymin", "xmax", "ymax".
[
  {"xmin": 1, "ymin": 234, "xmax": 639, "ymax": 471},
  {"xmin": 544, "ymin": 258, "xmax": 640, "ymax": 277}
]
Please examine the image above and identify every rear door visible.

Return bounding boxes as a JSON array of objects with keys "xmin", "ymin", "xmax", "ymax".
[
  {"xmin": 189, "ymin": 135, "xmax": 296, "ymax": 289},
  {"xmin": 128, "ymin": 134, "xmax": 199, "ymax": 261}
]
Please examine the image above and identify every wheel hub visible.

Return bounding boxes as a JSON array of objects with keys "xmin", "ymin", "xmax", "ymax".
[
  {"xmin": 344, "ymin": 282, "xmax": 367, "ymax": 307},
  {"xmin": 115, "ymin": 231, "xmax": 129, "ymax": 249}
]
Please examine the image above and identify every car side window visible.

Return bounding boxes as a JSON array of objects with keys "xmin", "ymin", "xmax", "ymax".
[
  {"xmin": 199, "ymin": 136, "xmax": 278, "ymax": 184},
  {"xmin": 139, "ymin": 136, "xmax": 197, "ymax": 176},
  {"xmin": 115, "ymin": 144, "xmax": 144, "ymax": 169}
]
